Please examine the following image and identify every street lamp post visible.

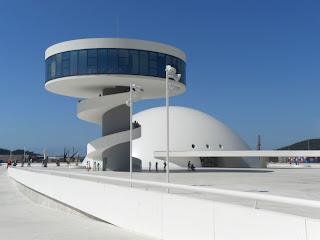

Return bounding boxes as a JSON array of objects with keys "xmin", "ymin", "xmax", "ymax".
[
  {"xmin": 126, "ymin": 83, "xmax": 141, "ymax": 187},
  {"xmin": 165, "ymin": 65, "xmax": 181, "ymax": 191},
  {"xmin": 129, "ymin": 83, "xmax": 133, "ymax": 186}
]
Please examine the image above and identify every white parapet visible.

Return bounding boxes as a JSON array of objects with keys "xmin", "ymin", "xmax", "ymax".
[{"xmin": 8, "ymin": 168, "xmax": 320, "ymax": 240}]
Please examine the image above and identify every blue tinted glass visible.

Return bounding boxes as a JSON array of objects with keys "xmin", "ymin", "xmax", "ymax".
[
  {"xmin": 149, "ymin": 52, "xmax": 157, "ymax": 76},
  {"xmin": 70, "ymin": 51, "xmax": 78, "ymax": 75},
  {"xmin": 63, "ymin": 67, "xmax": 70, "ymax": 76},
  {"xmin": 56, "ymin": 53, "xmax": 62, "ymax": 77},
  {"xmin": 157, "ymin": 53, "xmax": 165, "ymax": 78},
  {"xmin": 88, "ymin": 57, "xmax": 97, "ymax": 66},
  {"xmin": 149, "ymin": 60, "xmax": 157, "ymax": 69},
  {"xmin": 97, "ymin": 49, "xmax": 107, "ymax": 73},
  {"xmin": 149, "ymin": 68, "xmax": 157, "ymax": 76},
  {"xmin": 119, "ymin": 49, "xmax": 129, "ymax": 57},
  {"xmin": 45, "ymin": 61, "xmax": 48, "ymax": 81},
  {"xmin": 108, "ymin": 49, "xmax": 118, "ymax": 73},
  {"xmin": 166, "ymin": 55, "xmax": 171, "ymax": 66},
  {"xmin": 171, "ymin": 57, "xmax": 177, "ymax": 69},
  {"xmin": 51, "ymin": 55, "xmax": 56, "ymax": 78},
  {"xmin": 182, "ymin": 62, "xmax": 186, "ymax": 84},
  {"xmin": 119, "ymin": 57, "xmax": 129, "ymax": 65},
  {"xmin": 62, "ymin": 60, "xmax": 69, "ymax": 69},
  {"xmin": 45, "ymin": 57, "xmax": 50, "ymax": 81},
  {"xmin": 88, "ymin": 49, "xmax": 97, "ymax": 57},
  {"xmin": 149, "ymin": 52, "xmax": 157, "ymax": 60},
  {"xmin": 46, "ymin": 49, "xmax": 186, "ymax": 85},
  {"xmin": 119, "ymin": 65, "xmax": 129, "ymax": 73},
  {"xmin": 177, "ymin": 59, "xmax": 182, "ymax": 74},
  {"xmin": 78, "ymin": 50, "xmax": 87, "ymax": 74},
  {"xmin": 62, "ymin": 52, "xmax": 70, "ymax": 60},
  {"xmin": 88, "ymin": 65, "xmax": 97, "ymax": 73},
  {"xmin": 129, "ymin": 50, "xmax": 139, "ymax": 74},
  {"xmin": 140, "ymin": 51, "xmax": 148, "ymax": 75}
]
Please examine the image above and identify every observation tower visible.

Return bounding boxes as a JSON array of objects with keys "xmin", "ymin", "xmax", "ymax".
[{"xmin": 45, "ymin": 38, "xmax": 186, "ymax": 171}]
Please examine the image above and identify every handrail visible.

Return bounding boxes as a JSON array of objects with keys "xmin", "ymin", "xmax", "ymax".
[{"xmin": 13, "ymin": 168, "xmax": 320, "ymax": 209}]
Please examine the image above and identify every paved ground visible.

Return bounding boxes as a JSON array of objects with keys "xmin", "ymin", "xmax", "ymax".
[
  {"xmin": 14, "ymin": 162, "xmax": 320, "ymax": 220},
  {"xmin": 0, "ymin": 166, "xmax": 156, "ymax": 240}
]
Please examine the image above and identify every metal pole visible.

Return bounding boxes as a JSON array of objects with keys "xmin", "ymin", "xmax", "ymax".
[
  {"xmin": 166, "ymin": 67, "xmax": 169, "ymax": 192},
  {"xmin": 117, "ymin": 16, "xmax": 119, "ymax": 38},
  {"xmin": 130, "ymin": 83, "xmax": 133, "ymax": 187}
]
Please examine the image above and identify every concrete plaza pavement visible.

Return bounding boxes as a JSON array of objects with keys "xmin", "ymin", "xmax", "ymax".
[{"xmin": 0, "ymin": 166, "xmax": 156, "ymax": 240}]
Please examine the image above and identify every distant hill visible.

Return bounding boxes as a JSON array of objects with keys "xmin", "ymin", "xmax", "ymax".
[
  {"xmin": 0, "ymin": 148, "xmax": 39, "ymax": 156},
  {"xmin": 278, "ymin": 139, "xmax": 320, "ymax": 150}
]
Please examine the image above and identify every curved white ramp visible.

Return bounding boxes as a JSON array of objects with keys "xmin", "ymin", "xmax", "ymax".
[
  {"xmin": 87, "ymin": 126, "xmax": 141, "ymax": 160},
  {"xmin": 78, "ymin": 89, "xmax": 143, "ymax": 171}
]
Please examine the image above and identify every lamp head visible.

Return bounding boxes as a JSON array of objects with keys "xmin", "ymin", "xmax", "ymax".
[
  {"xmin": 173, "ymin": 74, "xmax": 181, "ymax": 82},
  {"xmin": 166, "ymin": 65, "xmax": 176, "ymax": 76}
]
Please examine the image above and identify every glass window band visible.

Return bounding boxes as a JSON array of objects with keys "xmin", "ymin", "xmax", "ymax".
[{"xmin": 45, "ymin": 48, "xmax": 186, "ymax": 85}]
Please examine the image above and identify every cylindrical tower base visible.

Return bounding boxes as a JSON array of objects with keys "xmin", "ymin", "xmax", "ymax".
[{"xmin": 102, "ymin": 104, "xmax": 130, "ymax": 171}]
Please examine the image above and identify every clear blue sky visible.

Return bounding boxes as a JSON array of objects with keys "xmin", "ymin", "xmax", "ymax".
[{"xmin": 1, "ymin": 0, "xmax": 319, "ymax": 156}]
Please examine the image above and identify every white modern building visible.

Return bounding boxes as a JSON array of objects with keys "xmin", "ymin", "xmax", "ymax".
[
  {"xmin": 45, "ymin": 38, "xmax": 257, "ymax": 171},
  {"xmin": 45, "ymin": 38, "xmax": 186, "ymax": 171}
]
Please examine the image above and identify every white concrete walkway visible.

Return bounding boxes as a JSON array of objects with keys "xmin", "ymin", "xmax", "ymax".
[{"xmin": 0, "ymin": 166, "xmax": 156, "ymax": 240}]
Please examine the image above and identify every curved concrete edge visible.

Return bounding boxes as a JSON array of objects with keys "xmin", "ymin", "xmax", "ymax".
[
  {"xmin": 45, "ymin": 38, "xmax": 186, "ymax": 62},
  {"xmin": 46, "ymin": 74, "xmax": 186, "ymax": 99},
  {"xmin": 77, "ymin": 92, "xmax": 130, "ymax": 125},
  {"xmin": 87, "ymin": 126, "xmax": 141, "ymax": 160}
]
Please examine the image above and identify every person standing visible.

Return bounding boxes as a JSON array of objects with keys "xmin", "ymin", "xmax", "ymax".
[
  {"xmin": 188, "ymin": 161, "xmax": 191, "ymax": 170},
  {"xmin": 191, "ymin": 164, "xmax": 195, "ymax": 171},
  {"xmin": 164, "ymin": 161, "xmax": 166, "ymax": 171},
  {"xmin": 149, "ymin": 161, "xmax": 151, "ymax": 171},
  {"xmin": 97, "ymin": 163, "xmax": 100, "ymax": 171},
  {"xmin": 155, "ymin": 162, "xmax": 158, "ymax": 171},
  {"xmin": 7, "ymin": 159, "xmax": 12, "ymax": 168}
]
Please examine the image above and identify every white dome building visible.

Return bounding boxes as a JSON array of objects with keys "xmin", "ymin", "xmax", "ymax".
[{"xmin": 133, "ymin": 106, "xmax": 259, "ymax": 170}]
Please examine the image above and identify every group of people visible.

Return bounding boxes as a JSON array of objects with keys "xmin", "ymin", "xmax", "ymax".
[
  {"xmin": 148, "ymin": 161, "xmax": 166, "ymax": 171},
  {"xmin": 41, "ymin": 157, "xmax": 48, "ymax": 167},
  {"xmin": 7, "ymin": 159, "xmax": 33, "ymax": 168},
  {"xmin": 187, "ymin": 161, "xmax": 196, "ymax": 171},
  {"xmin": 86, "ymin": 161, "xmax": 101, "ymax": 171},
  {"xmin": 148, "ymin": 161, "xmax": 195, "ymax": 171}
]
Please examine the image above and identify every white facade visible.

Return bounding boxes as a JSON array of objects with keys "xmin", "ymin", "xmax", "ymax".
[{"xmin": 133, "ymin": 106, "xmax": 257, "ymax": 170}]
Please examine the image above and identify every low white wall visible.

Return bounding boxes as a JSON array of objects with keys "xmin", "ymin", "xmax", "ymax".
[
  {"xmin": 268, "ymin": 162, "xmax": 320, "ymax": 168},
  {"xmin": 8, "ymin": 168, "xmax": 320, "ymax": 240}
]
